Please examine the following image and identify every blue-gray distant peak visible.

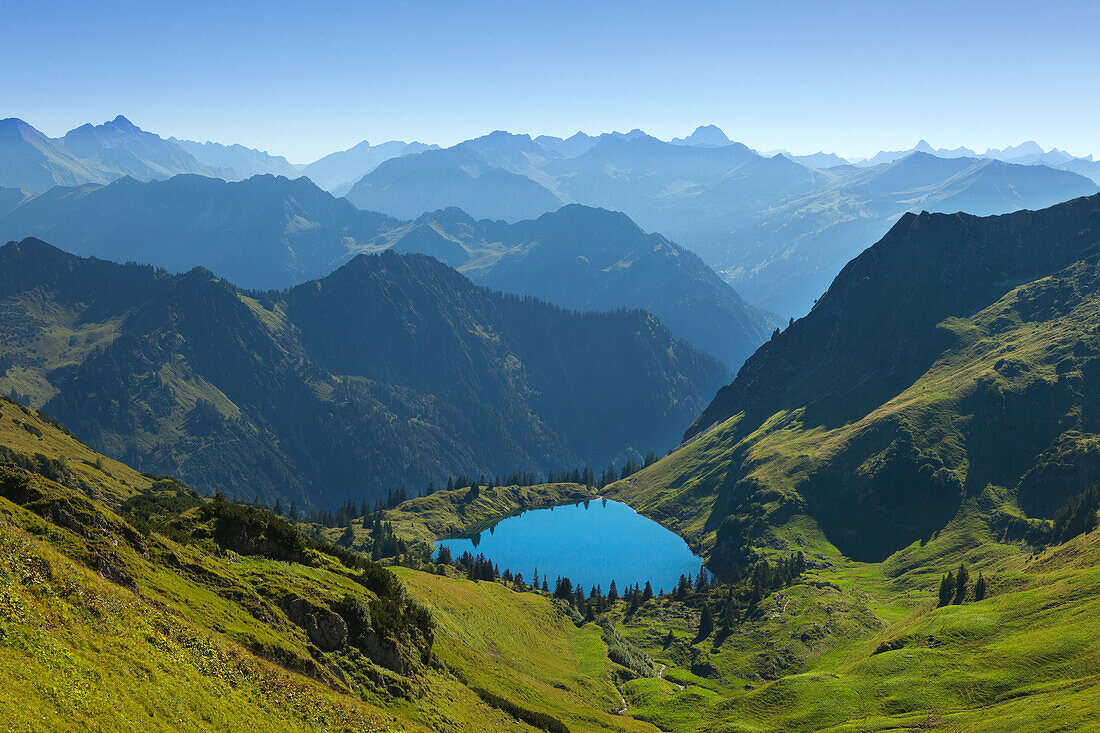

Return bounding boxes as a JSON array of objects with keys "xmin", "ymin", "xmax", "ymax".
[{"xmin": 670, "ymin": 124, "xmax": 732, "ymax": 147}]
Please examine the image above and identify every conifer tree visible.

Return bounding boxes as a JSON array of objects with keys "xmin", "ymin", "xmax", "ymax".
[
  {"xmin": 695, "ymin": 603, "xmax": 714, "ymax": 643},
  {"xmin": 607, "ymin": 580, "xmax": 619, "ymax": 602},
  {"xmin": 938, "ymin": 571, "xmax": 954, "ymax": 607},
  {"xmin": 953, "ymin": 564, "xmax": 969, "ymax": 605},
  {"xmin": 642, "ymin": 581, "xmax": 653, "ymax": 603},
  {"xmin": 974, "ymin": 572, "xmax": 987, "ymax": 601}
]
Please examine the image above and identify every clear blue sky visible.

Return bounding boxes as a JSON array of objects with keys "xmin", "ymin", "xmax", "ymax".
[{"xmin": 2, "ymin": 0, "xmax": 1097, "ymax": 163}]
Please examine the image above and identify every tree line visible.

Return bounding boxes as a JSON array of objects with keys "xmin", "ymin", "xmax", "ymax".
[{"xmin": 433, "ymin": 546, "xmax": 807, "ymax": 644}]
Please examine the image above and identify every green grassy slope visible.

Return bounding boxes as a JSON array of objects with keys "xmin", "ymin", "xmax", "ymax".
[
  {"xmin": 0, "ymin": 394, "xmax": 663, "ymax": 731},
  {"xmin": 0, "ymin": 397, "xmax": 432, "ymax": 730},
  {"xmin": 609, "ymin": 196, "xmax": 1100, "ymax": 568},
  {"xmin": 607, "ymin": 502, "xmax": 1100, "ymax": 732},
  {"xmin": 396, "ymin": 569, "xmax": 659, "ymax": 733},
  {"xmin": 373, "ymin": 474, "xmax": 1100, "ymax": 731}
]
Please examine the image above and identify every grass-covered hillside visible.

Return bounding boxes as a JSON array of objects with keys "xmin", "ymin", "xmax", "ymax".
[
  {"xmin": 0, "ymin": 395, "xmax": 431, "ymax": 731},
  {"xmin": 355, "ymin": 452, "xmax": 1100, "ymax": 731},
  {"xmin": 609, "ymin": 193, "xmax": 1100, "ymax": 568},
  {"xmin": 4, "ymin": 386, "xmax": 1100, "ymax": 730},
  {"xmin": 601, "ymin": 492, "xmax": 1100, "ymax": 732},
  {"xmin": 0, "ymin": 394, "xmax": 682, "ymax": 731},
  {"xmin": 0, "ymin": 238, "xmax": 726, "ymax": 508},
  {"xmin": 368, "ymin": 459, "xmax": 1100, "ymax": 731}
]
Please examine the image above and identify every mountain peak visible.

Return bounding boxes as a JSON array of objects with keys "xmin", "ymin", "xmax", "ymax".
[
  {"xmin": 0, "ymin": 118, "xmax": 43, "ymax": 141},
  {"xmin": 107, "ymin": 115, "xmax": 139, "ymax": 132},
  {"xmin": 691, "ymin": 125, "xmax": 731, "ymax": 145},
  {"xmin": 670, "ymin": 125, "xmax": 732, "ymax": 147}
]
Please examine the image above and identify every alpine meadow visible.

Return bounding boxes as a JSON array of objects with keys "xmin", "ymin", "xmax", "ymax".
[{"xmin": 3, "ymin": 1, "xmax": 1100, "ymax": 731}]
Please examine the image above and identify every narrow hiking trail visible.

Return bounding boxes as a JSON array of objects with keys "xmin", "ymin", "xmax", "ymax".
[{"xmin": 618, "ymin": 663, "xmax": 686, "ymax": 714}]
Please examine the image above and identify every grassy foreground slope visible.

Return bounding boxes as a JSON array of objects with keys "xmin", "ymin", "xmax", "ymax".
[
  {"xmin": 0, "ymin": 396, "xmax": 427, "ymax": 731},
  {"xmin": 396, "ymin": 569, "xmax": 658, "ymax": 733},
  {"xmin": 603, "ymin": 493, "xmax": 1100, "ymax": 732},
  {"xmin": 0, "ymin": 394, "xmax": 664, "ymax": 731}
]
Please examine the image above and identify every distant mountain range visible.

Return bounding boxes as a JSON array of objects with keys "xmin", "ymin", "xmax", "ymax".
[
  {"xmin": 346, "ymin": 140, "xmax": 561, "ymax": 221},
  {"xmin": 0, "ymin": 174, "xmax": 398, "ymax": 288},
  {"xmin": 337, "ymin": 128, "xmax": 1099, "ymax": 316},
  {"xmin": 169, "ymin": 137, "xmax": 303, "ymax": 179},
  {"xmin": 5, "ymin": 115, "xmax": 1097, "ymax": 320},
  {"xmin": 0, "ymin": 116, "xmax": 231, "ymax": 190},
  {"xmin": 0, "ymin": 116, "xmax": 440, "ymax": 196},
  {"xmin": 611, "ymin": 192, "xmax": 1100, "ymax": 568},
  {"xmin": 0, "ymin": 239, "xmax": 727, "ymax": 506},
  {"xmin": 0, "ymin": 174, "xmax": 775, "ymax": 368},
  {"xmin": 299, "ymin": 139, "xmax": 439, "ymax": 195},
  {"xmin": 850, "ymin": 139, "xmax": 1100, "ymax": 181}
]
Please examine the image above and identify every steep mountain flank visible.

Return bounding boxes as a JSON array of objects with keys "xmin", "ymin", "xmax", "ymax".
[
  {"xmin": 0, "ymin": 240, "xmax": 726, "ymax": 507},
  {"xmin": 610, "ymin": 194, "xmax": 1100, "ymax": 564}
]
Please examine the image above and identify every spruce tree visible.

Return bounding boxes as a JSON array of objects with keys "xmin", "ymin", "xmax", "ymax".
[
  {"xmin": 695, "ymin": 603, "xmax": 714, "ymax": 643},
  {"xmin": 953, "ymin": 564, "xmax": 969, "ymax": 605},
  {"xmin": 938, "ymin": 571, "xmax": 954, "ymax": 607},
  {"xmin": 974, "ymin": 572, "xmax": 987, "ymax": 601}
]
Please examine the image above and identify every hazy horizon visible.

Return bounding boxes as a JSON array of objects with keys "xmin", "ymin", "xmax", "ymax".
[{"xmin": 4, "ymin": 0, "xmax": 1098, "ymax": 163}]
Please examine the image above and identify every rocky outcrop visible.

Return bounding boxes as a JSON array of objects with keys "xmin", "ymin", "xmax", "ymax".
[{"xmin": 278, "ymin": 595, "xmax": 348, "ymax": 652}]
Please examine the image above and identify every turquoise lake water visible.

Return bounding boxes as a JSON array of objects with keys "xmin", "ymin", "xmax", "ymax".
[{"xmin": 435, "ymin": 498, "xmax": 705, "ymax": 592}]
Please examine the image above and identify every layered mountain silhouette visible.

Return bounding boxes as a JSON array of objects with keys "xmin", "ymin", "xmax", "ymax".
[
  {"xmin": 379, "ymin": 205, "xmax": 778, "ymax": 367},
  {"xmin": 0, "ymin": 239, "xmax": 727, "ymax": 506},
  {"xmin": 614, "ymin": 193, "xmax": 1100, "ymax": 566},
  {"xmin": 0, "ymin": 174, "xmax": 398, "ymax": 289},
  {"xmin": 690, "ymin": 152, "xmax": 1100, "ymax": 315},
  {"xmin": 669, "ymin": 124, "xmax": 733, "ymax": 147},
  {"xmin": 339, "ymin": 129, "xmax": 1099, "ymax": 316},
  {"xmin": 0, "ymin": 174, "xmax": 772, "ymax": 367},
  {"xmin": 0, "ymin": 116, "xmax": 229, "ymax": 190},
  {"xmin": 301, "ymin": 139, "xmax": 439, "ymax": 194},
  {"xmin": 170, "ymin": 137, "xmax": 304, "ymax": 179},
  {"xmin": 0, "ymin": 118, "xmax": 113, "ymax": 190},
  {"xmin": 345, "ymin": 141, "xmax": 562, "ymax": 221}
]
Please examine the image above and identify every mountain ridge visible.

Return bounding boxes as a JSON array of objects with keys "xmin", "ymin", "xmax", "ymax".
[
  {"xmin": 608, "ymin": 193, "xmax": 1100, "ymax": 567},
  {"xmin": 0, "ymin": 174, "xmax": 773, "ymax": 367},
  {"xmin": 0, "ymin": 238, "xmax": 728, "ymax": 507}
]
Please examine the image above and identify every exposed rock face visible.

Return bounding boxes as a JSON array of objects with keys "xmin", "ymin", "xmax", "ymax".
[{"xmin": 279, "ymin": 595, "xmax": 349, "ymax": 652}]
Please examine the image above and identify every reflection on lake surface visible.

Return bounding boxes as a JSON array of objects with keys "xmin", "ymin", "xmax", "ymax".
[{"xmin": 436, "ymin": 498, "xmax": 705, "ymax": 592}]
